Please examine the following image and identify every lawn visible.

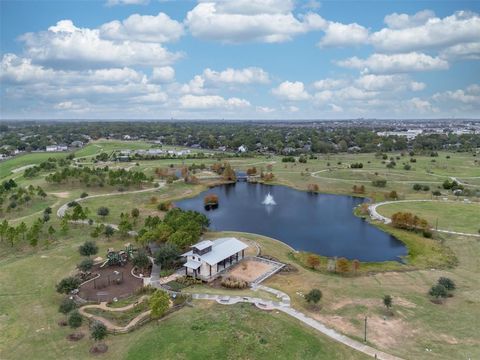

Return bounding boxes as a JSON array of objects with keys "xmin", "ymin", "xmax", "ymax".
[
  {"xmin": 0, "ymin": 152, "xmax": 69, "ymax": 180},
  {"xmin": 377, "ymin": 200, "xmax": 480, "ymax": 233},
  {"xmin": 124, "ymin": 301, "xmax": 369, "ymax": 360}
]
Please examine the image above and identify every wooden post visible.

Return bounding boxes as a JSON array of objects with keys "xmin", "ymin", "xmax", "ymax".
[{"xmin": 364, "ymin": 316, "xmax": 367, "ymax": 343}]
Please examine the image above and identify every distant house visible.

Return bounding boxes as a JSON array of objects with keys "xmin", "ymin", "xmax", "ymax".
[
  {"xmin": 57, "ymin": 145, "xmax": 68, "ymax": 151},
  {"xmin": 46, "ymin": 145, "xmax": 58, "ymax": 152},
  {"xmin": 182, "ymin": 238, "xmax": 248, "ymax": 281},
  {"xmin": 70, "ymin": 140, "xmax": 84, "ymax": 148},
  {"xmin": 123, "ymin": 135, "xmax": 131, "ymax": 140},
  {"xmin": 238, "ymin": 145, "xmax": 247, "ymax": 153}
]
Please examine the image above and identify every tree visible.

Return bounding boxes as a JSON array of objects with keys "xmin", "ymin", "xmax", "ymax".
[
  {"xmin": 438, "ymin": 277, "xmax": 456, "ymax": 291},
  {"xmin": 97, "ymin": 206, "xmax": 110, "ymax": 219},
  {"xmin": 78, "ymin": 258, "xmax": 94, "ymax": 272},
  {"xmin": 104, "ymin": 225, "xmax": 115, "ymax": 239},
  {"xmin": 47, "ymin": 225, "xmax": 56, "ymax": 240},
  {"xmin": 429, "ymin": 284, "xmax": 448, "ymax": 300},
  {"xmin": 118, "ymin": 218, "xmax": 133, "ymax": 237},
  {"xmin": 149, "ymin": 290, "xmax": 170, "ymax": 318},
  {"xmin": 305, "ymin": 289, "xmax": 322, "ymax": 304},
  {"xmin": 56, "ymin": 276, "xmax": 81, "ymax": 294},
  {"xmin": 132, "ymin": 250, "xmax": 150, "ymax": 272},
  {"xmin": 154, "ymin": 243, "xmax": 180, "ymax": 269},
  {"xmin": 131, "ymin": 208, "xmax": 140, "ymax": 224},
  {"xmin": 68, "ymin": 310, "xmax": 83, "ymax": 328},
  {"xmin": 79, "ymin": 241, "xmax": 98, "ymax": 257},
  {"xmin": 306, "ymin": 254, "xmax": 320, "ymax": 269},
  {"xmin": 58, "ymin": 298, "xmax": 76, "ymax": 314},
  {"xmin": 90, "ymin": 321, "xmax": 107, "ymax": 342},
  {"xmin": 17, "ymin": 221, "xmax": 28, "ymax": 241},
  {"xmin": 383, "ymin": 295, "xmax": 393, "ymax": 311},
  {"xmin": 336, "ymin": 257, "xmax": 350, "ymax": 274}
]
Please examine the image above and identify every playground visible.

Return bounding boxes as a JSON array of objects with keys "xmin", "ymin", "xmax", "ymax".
[{"xmin": 78, "ymin": 262, "xmax": 143, "ymax": 302}]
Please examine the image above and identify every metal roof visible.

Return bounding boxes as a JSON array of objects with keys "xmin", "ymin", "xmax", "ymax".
[
  {"xmin": 182, "ymin": 237, "xmax": 248, "ymax": 266},
  {"xmin": 192, "ymin": 240, "xmax": 214, "ymax": 251},
  {"xmin": 184, "ymin": 259, "xmax": 202, "ymax": 269}
]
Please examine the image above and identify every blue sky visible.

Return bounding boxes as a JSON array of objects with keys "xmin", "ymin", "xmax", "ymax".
[{"xmin": 1, "ymin": 0, "xmax": 479, "ymax": 119}]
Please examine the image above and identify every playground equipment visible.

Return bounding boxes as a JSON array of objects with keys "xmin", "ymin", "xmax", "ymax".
[{"xmin": 99, "ymin": 244, "xmax": 137, "ymax": 268}]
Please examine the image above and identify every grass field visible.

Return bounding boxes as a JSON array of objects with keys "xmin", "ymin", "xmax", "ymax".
[
  {"xmin": 124, "ymin": 301, "xmax": 369, "ymax": 360},
  {"xmin": 377, "ymin": 200, "xmax": 480, "ymax": 233},
  {"xmin": 0, "ymin": 152, "xmax": 69, "ymax": 180}
]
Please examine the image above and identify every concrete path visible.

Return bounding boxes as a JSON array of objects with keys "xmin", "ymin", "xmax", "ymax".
[{"xmin": 369, "ymin": 199, "xmax": 480, "ymax": 238}]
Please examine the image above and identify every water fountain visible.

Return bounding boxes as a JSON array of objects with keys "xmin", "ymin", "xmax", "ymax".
[{"xmin": 262, "ymin": 192, "xmax": 276, "ymax": 205}]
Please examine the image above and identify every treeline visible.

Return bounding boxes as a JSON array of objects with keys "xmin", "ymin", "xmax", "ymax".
[
  {"xmin": 45, "ymin": 166, "xmax": 153, "ymax": 187},
  {"xmin": 2, "ymin": 121, "xmax": 480, "ymax": 155}
]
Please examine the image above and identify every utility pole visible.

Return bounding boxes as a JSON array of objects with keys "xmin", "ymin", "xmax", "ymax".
[
  {"xmin": 436, "ymin": 218, "xmax": 438, "ymax": 231},
  {"xmin": 364, "ymin": 316, "xmax": 368, "ymax": 343}
]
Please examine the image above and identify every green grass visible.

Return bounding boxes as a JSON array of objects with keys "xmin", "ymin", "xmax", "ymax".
[
  {"xmin": 0, "ymin": 152, "xmax": 69, "ymax": 180},
  {"xmin": 124, "ymin": 302, "xmax": 369, "ymax": 360},
  {"xmin": 377, "ymin": 201, "xmax": 480, "ymax": 233}
]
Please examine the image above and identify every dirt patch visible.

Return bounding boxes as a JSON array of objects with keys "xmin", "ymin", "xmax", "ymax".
[
  {"xmin": 329, "ymin": 296, "xmax": 416, "ymax": 311},
  {"xmin": 227, "ymin": 259, "xmax": 275, "ymax": 283},
  {"xmin": 78, "ymin": 262, "xmax": 143, "ymax": 302},
  {"xmin": 50, "ymin": 191, "xmax": 70, "ymax": 198},
  {"xmin": 312, "ymin": 314, "xmax": 358, "ymax": 334},
  {"xmin": 67, "ymin": 332, "xmax": 85, "ymax": 341},
  {"xmin": 90, "ymin": 343, "xmax": 108, "ymax": 355}
]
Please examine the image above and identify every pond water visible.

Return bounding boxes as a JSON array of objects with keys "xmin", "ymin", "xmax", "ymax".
[{"xmin": 175, "ymin": 182, "xmax": 407, "ymax": 262}]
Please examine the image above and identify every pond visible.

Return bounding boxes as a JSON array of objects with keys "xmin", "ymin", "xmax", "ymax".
[{"xmin": 175, "ymin": 182, "xmax": 407, "ymax": 262}]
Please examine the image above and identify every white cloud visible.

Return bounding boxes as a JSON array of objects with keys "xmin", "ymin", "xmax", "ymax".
[
  {"xmin": 20, "ymin": 20, "xmax": 181, "ymax": 69},
  {"xmin": 256, "ymin": 106, "xmax": 275, "ymax": 113},
  {"xmin": 313, "ymin": 78, "xmax": 347, "ymax": 90},
  {"xmin": 440, "ymin": 42, "xmax": 480, "ymax": 60},
  {"xmin": 185, "ymin": 1, "xmax": 326, "ymax": 43},
  {"xmin": 151, "ymin": 66, "xmax": 175, "ymax": 83},
  {"xmin": 106, "ymin": 0, "xmax": 149, "ymax": 6},
  {"xmin": 337, "ymin": 52, "xmax": 449, "ymax": 73},
  {"xmin": 179, "ymin": 94, "xmax": 250, "ymax": 110},
  {"xmin": 203, "ymin": 67, "xmax": 269, "ymax": 85},
  {"xmin": 100, "ymin": 12, "xmax": 184, "ymax": 43},
  {"xmin": 319, "ymin": 22, "xmax": 369, "ymax": 47},
  {"xmin": 329, "ymin": 103, "xmax": 343, "ymax": 112},
  {"xmin": 383, "ymin": 10, "xmax": 436, "ymax": 29},
  {"xmin": 354, "ymin": 74, "xmax": 425, "ymax": 92},
  {"xmin": 371, "ymin": 10, "xmax": 480, "ymax": 53},
  {"xmin": 272, "ymin": 81, "xmax": 310, "ymax": 101},
  {"xmin": 180, "ymin": 75, "xmax": 206, "ymax": 95},
  {"xmin": 432, "ymin": 84, "xmax": 480, "ymax": 104}
]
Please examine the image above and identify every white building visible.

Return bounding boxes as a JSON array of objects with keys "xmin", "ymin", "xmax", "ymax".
[
  {"xmin": 238, "ymin": 145, "xmax": 247, "ymax": 153},
  {"xmin": 46, "ymin": 145, "xmax": 58, "ymax": 152},
  {"xmin": 182, "ymin": 238, "xmax": 248, "ymax": 281}
]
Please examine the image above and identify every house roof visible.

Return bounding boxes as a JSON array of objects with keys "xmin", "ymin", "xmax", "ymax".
[
  {"xmin": 192, "ymin": 240, "xmax": 213, "ymax": 251},
  {"xmin": 182, "ymin": 237, "xmax": 248, "ymax": 266},
  {"xmin": 184, "ymin": 259, "xmax": 202, "ymax": 269}
]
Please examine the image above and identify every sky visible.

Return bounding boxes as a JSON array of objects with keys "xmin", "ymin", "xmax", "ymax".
[{"xmin": 1, "ymin": 0, "xmax": 479, "ymax": 120}]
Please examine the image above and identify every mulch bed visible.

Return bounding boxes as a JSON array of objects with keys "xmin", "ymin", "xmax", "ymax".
[
  {"xmin": 90, "ymin": 343, "xmax": 108, "ymax": 355},
  {"xmin": 78, "ymin": 262, "xmax": 143, "ymax": 303},
  {"xmin": 67, "ymin": 332, "xmax": 85, "ymax": 341}
]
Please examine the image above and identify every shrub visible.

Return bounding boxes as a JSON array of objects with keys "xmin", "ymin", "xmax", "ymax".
[
  {"xmin": 157, "ymin": 201, "xmax": 172, "ymax": 211},
  {"xmin": 350, "ymin": 163, "xmax": 363, "ymax": 169},
  {"xmin": 90, "ymin": 321, "xmax": 107, "ymax": 342},
  {"xmin": 305, "ymin": 289, "xmax": 322, "ymax": 304},
  {"xmin": 413, "ymin": 183, "xmax": 422, "ymax": 191},
  {"xmin": 372, "ymin": 179, "xmax": 387, "ymax": 187},
  {"xmin": 391, "ymin": 212, "xmax": 429, "ymax": 231},
  {"xmin": 77, "ymin": 258, "xmax": 94, "ymax": 272},
  {"xmin": 56, "ymin": 276, "xmax": 81, "ymax": 294},
  {"xmin": 306, "ymin": 254, "xmax": 320, "ymax": 269},
  {"xmin": 432, "ymin": 190, "xmax": 442, "ymax": 196},
  {"xmin": 422, "ymin": 185, "xmax": 430, "ymax": 191},
  {"xmin": 149, "ymin": 290, "xmax": 170, "ymax": 318},
  {"xmin": 422, "ymin": 229, "xmax": 433, "ymax": 238},
  {"xmin": 336, "ymin": 257, "xmax": 350, "ymax": 274},
  {"xmin": 221, "ymin": 276, "xmax": 248, "ymax": 289},
  {"xmin": 132, "ymin": 250, "xmax": 151, "ymax": 272},
  {"xmin": 282, "ymin": 156, "xmax": 295, "ymax": 163},
  {"xmin": 429, "ymin": 284, "xmax": 448, "ymax": 300},
  {"xmin": 80, "ymin": 192, "xmax": 89, "ymax": 198},
  {"xmin": 438, "ymin": 277, "xmax": 456, "ymax": 291},
  {"xmin": 58, "ymin": 298, "xmax": 77, "ymax": 314},
  {"xmin": 307, "ymin": 184, "xmax": 319, "ymax": 193},
  {"xmin": 68, "ymin": 310, "xmax": 83, "ymax": 328},
  {"xmin": 403, "ymin": 164, "xmax": 411, "ymax": 170},
  {"xmin": 79, "ymin": 241, "xmax": 98, "ymax": 257},
  {"xmin": 383, "ymin": 295, "xmax": 393, "ymax": 310}
]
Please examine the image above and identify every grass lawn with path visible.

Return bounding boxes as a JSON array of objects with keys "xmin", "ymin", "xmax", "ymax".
[{"xmin": 377, "ymin": 200, "xmax": 480, "ymax": 234}]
